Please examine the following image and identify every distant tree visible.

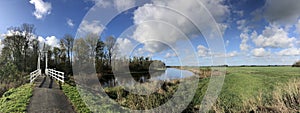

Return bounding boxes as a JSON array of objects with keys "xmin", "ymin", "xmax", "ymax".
[
  {"xmin": 95, "ymin": 39, "xmax": 106, "ymax": 73},
  {"xmin": 62, "ymin": 34, "xmax": 74, "ymax": 65},
  {"xmin": 292, "ymin": 61, "xmax": 300, "ymax": 67},
  {"xmin": 29, "ymin": 39, "xmax": 39, "ymax": 71},
  {"xmin": 20, "ymin": 24, "xmax": 35, "ymax": 72},
  {"xmin": 53, "ymin": 47, "xmax": 61, "ymax": 67},
  {"xmin": 58, "ymin": 40, "xmax": 67, "ymax": 72},
  {"xmin": 105, "ymin": 36, "xmax": 116, "ymax": 67},
  {"xmin": 73, "ymin": 38, "xmax": 90, "ymax": 63},
  {"xmin": 85, "ymin": 33, "xmax": 99, "ymax": 61}
]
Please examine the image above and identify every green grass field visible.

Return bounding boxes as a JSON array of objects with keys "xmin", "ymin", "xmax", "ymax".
[
  {"xmin": 0, "ymin": 84, "xmax": 33, "ymax": 113},
  {"xmin": 191, "ymin": 67, "xmax": 300, "ymax": 112},
  {"xmin": 62, "ymin": 67, "xmax": 300, "ymax": 112}
]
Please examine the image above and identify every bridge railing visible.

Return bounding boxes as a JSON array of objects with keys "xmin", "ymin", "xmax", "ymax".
[
  {"xmin": 30, "ymin": 69, "xmax": 41, "ymax": 83},
  {"xmin": 46, "ymin": 69, "xmax": 65, "ymax": 83}
]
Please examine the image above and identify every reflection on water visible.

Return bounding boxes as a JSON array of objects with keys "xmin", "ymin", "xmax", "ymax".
[{"xmin": 100, "ymin": 68, "xmax": 194, "ymax": 87}]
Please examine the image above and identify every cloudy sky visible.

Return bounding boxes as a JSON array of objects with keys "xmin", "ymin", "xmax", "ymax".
[{"xmin": 0, "ymin": 0, "xmax": 300, "ymax": 66}]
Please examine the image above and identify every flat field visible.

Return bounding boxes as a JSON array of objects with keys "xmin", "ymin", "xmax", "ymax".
[
  {"xmin": 191, "ymin": 67, "xmax": 300, "ymax": 112},
  {"xmin": 62, "ymin": 67, "xmax": 300, "ymax": 112}
]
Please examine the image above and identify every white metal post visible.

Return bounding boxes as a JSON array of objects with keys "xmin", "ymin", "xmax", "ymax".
[
  {"xmin": 45, "ymin": 52, "xmax": 48, "ymax": 70},
  {"xmin": 37, "ymin": 52, "xmax": 40, "ymax": 70}
]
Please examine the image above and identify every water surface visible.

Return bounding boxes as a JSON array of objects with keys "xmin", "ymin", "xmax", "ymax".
[{"xmin": 101, "ymin": 68, "xmax": 195, "ymax": 87}]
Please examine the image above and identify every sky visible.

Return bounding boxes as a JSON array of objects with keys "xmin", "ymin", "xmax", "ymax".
[{"xmin": 0, "ymin": 0, "xmax": 300, "ymax": 66}]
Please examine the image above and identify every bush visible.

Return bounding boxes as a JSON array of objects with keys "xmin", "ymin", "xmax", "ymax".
[
  {"xmin": 0, "ymin": 62, "xmax": 28, "ymax": 96},
  {"xmin": 292, "ymin": 61, "xmax": 300, "ymax": 67},
  {"xmin": 0, "ymin": 62, "xmax": 20, "ymax": 83}
]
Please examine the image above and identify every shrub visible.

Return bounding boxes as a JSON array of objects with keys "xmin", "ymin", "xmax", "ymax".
[
  {"xmin": 0, "ymin": 62, "xmax": 27, "ymax": 96},
  {"xmin": 0, "ymin": 62, "xmax": 20, "ymax": 82},
  {"xmin": 292, "ymin": 61, "xmax": 300, "ymax": 67}
]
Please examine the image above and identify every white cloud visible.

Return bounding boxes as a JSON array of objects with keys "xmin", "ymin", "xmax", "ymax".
[
  {"xmin": 233, "ymin": 10, "xmax": 244, "ymax": 17},
  {"xmin": 85, "ymin": 0, "xmax": 111, "ymax": 8},
  {"xmin": 252, "ymin": 25, "xmax": 296, "ymax": 48},
  {"xmin": 227, "ymin": 51, "xmax": 238, "ymax": 57},
  {"xmin": 239, "ymin": 32, "xmax": 250, "ymax": 51},
  {"xmin": 277, "ymin": 48, "xmax": 300, "ymax": 56},
  {"xmin": 113, "ymin": 0, "xmax": 135, "ymax": 12},
  {"xmin": 79, "ymin": 20, "xmax": 104, "ymax": 35},
  {"xmin": 67, "ymin": 18, "xmax": 75, "ymax": 27},
  {"xmin": 261, "ymin": 0, "xmax": 300, "ymax": 25},
  {"xmin": 45, "ymin": 36, "xmax": 60, "ymax": 48},
  {"xmin": 2, "ymin": 30, "xmax": 21, "ymax": 37},
  {"xmin": 226, "ymin": 40, "xmax": 230, "ymax": 46},
  {"xmin": 219, "ymin": 23, "xmax": 228, "ymax": 35},
  {"xmin": 116, "ymin": 38, "xmax": 134, "ymax": 57},
  {"xmin": 38, "ymin": 36, "xmax": 60, "ymax": 49},
  {"xmin": 236, "ymin": 19, "xmax": 250, "ymax": 32},
  {"xmin": 296, "ymin": 19, "xmax": 300, "ymax": 34},
  {"xmin": 132, "ymin": 48, "xmax": 147, "ymax": 57},
  {"xmin": 165, "ymin": 52, "xmax": 177, "ymax": 58},
  {"xmin": 197, "ymin": 45, "xmax": 209, "ymax": 57},
  {"xmin": 297, "ymin": 40, "xmax": 300, "ymax": 45},
  {"xmin": 37, "ymin": 36, "xmax": 45, "ymax": 46},
  {"xmin": 29, "ymin": 0, "xmax": 52, "ymax": 19},
  {"xmin": 252, "ymin": 48, "xmax": 270, "ymax": 57},
  {"xmin": 86, "ymin": 0, "xmax": 136, "ymax": 12},
  {"xmin": 132, "ymin": 0, "xmax": 229, "ymax": 53}
]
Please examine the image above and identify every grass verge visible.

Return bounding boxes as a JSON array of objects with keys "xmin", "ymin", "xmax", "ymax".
[
  {"xmin": 62, "ymin": 83, "xmax": 91, "ymax": 113},
  {"xmin": 62, "ymin": 83, "xmax": 124, "ymax": 113},
  {"xmin": 0, "ymin": 84, "xmax": 33, "ymax": 113}
]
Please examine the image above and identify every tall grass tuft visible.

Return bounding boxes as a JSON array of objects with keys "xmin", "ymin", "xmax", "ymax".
[{"xmin": 246, "ymin": 79, "xmax": 300, "ymax": 112}]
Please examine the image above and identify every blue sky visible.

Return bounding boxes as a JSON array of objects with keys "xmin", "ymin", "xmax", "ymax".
[{"xmin": 0, "ymin": 0, "xmax": 300, "ymax": 66}]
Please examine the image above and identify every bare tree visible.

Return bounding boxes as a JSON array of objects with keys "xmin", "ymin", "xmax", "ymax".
[
  {"xmin": 105, "ymin": 36, "xmax": 116, "ymax": 66},
  {"xmin": 21, "ymin": 24, "xmax": 35, "ymax": 72},
  {"xmin": 85, "ymin": 33, "xmax": 99, "ymax": 60},
  {"xmin": 62, "ymin": 34, "xmax": 74, "ymax": 65}
]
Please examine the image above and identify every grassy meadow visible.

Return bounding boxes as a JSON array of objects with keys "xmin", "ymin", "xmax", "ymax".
[
  {"xmin": 61, "ymin": 67, "xmax": 300, "ymax": 112},
  {"xmin": 212, "ymin": 67, "xmax": 300, "ymax": 112}
]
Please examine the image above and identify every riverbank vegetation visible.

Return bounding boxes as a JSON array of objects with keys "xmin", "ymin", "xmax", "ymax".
[{"xmin": 62, "ymin": 67, "xmax": 300, "ymax": 112}]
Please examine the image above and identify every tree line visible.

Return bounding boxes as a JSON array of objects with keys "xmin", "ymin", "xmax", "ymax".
[
  {"xmin": 73, "ymin": 35, "xmax": 166, "ymax": 74},
  {"xmin": 0, "ymin": 23, "xmax": 166, "ymax": 80}
]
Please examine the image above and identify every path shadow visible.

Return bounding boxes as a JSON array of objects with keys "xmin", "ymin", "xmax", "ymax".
[
  {"xmin": 59, "ymin": 82, "xmax": 62, "ymax": 90},
  {"xmin": 49, "ymin": 77, "xmax": 53, "ymax": 89},
  {"xmin": 38, "ymin": 76, "xmax": 46, "ymax": 88}
]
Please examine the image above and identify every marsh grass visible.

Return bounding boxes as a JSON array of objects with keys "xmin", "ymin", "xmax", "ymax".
[
  {"xmin": 245, "ymin": 79, "xmax": 300, "ymax": 112},
  {"xmin": 104, "ymin": 81, "xmax": 179, "ymax": 110}
]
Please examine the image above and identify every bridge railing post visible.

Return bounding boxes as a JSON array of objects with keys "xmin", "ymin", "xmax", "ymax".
[
  {"xmin": 46, "ymin": 69, "xmax": 65, "ymax": 83},
  {"xmin": 30, "ymin": 69, "xmax": 41, "ymax": 83}
]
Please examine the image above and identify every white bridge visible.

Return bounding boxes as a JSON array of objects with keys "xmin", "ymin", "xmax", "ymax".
[{"xmin": 30, "ymin": 51, "xmax": 65, "ymax": 83}]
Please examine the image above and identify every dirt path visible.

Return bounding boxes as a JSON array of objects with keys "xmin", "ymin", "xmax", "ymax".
[{"xmin": 27, "ymin": 75, "xmax": 75, "ymax": 113}]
